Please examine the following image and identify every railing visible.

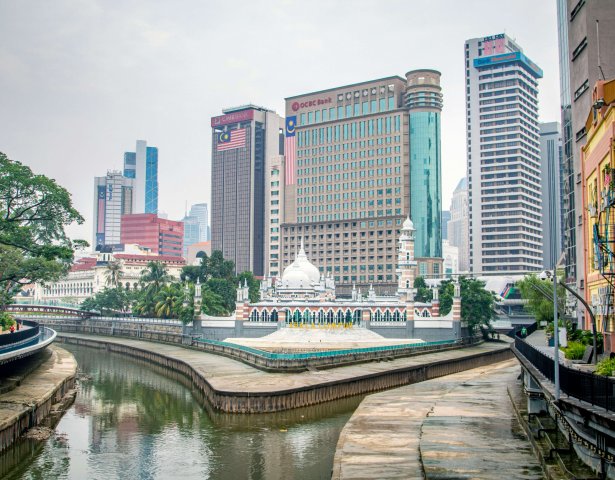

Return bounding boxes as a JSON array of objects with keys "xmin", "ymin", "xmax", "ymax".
[
  {"xmin": 0, "ymin": 320, "xmax": 40, "ymax": 347},
  {"xmin": 193, "ymin": 337, "xmax": 457, "ymax": 361},
  {"xmin": 514, "ymin": 336, "xmax": 615, "ymax": 412}
]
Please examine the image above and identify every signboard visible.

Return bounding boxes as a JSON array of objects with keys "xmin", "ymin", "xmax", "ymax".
[
  {"xmin": 290, "ymin": 97, "xmax": 333, "ymax": 112},
  {"xmin": 473, "ymin": 51, "xmax": 543, "ymax": 78},
  {"xmin": 211, "ymin": 109, "xmax": 254, "ymax": 127}
]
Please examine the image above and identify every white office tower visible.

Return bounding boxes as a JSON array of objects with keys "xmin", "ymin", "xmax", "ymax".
[
  {"xmin": 92, "ymin": 171, "xmax": 134, "ymax": 248},
  {"xmin": 465, "ymin": 34, "xmax": 543, "ymax": 274},
  {"xmin": 189, "ymin": 203, "xmax": 210, "ymax": 242}
]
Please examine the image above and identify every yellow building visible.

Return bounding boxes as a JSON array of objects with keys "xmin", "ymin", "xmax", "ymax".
[{"xmin": 582, "ymin": 78, "xmax": 615, "ymax": 352}]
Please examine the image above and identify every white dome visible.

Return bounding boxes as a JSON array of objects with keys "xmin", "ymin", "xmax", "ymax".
[
  {"xmin": 281, "ymin": 241, "xmax": 321, "ymax": 286},
  {"xmin": 402, "ymin": 216, "xmax": 415, "ymax": 230},
  {"xmin": 295, "ymin": 247, "xmax": 320, "ymax": 283},
  {"xmin": 281, "ymin": 263, "xmax": 311, "ymax": 289}
]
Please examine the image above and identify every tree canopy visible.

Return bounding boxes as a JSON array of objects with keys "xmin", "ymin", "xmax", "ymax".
[
  {"xmin": 0, "ymin": 152, "xmax": 85, "ymax": 306},
  {"xmin": 437, "ymin": 277, "xmax": 496, "ymax": 333},
  {"xmin": 517, "ymin": 274, "xmax": 566, "ymax": 323}
]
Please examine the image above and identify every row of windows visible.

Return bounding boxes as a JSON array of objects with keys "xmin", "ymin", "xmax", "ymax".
[
  {"xmin": 296, "ymin": 208, "xmax": 403, "ymax": 222},
  {"xmin": 297, "ymin": 117, "xmax": 402, "ymax": 146},
  {"xmin": 298, "ymin": 97, "xmax": 397, "ymax": 126}
]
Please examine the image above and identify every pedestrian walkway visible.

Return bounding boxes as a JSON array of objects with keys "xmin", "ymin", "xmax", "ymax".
[
  {"xmin": 332, "ymin": 359, "xmax": 543, "ymax": 479},
  {"xmin": 525, "ymin": 329, "xmax": 566, "ymax": 362}
]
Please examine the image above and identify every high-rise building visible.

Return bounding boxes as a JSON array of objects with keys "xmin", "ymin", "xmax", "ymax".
[
  {"xmin": 210, "ymin": 105, "xmax": 285, "ymax": 276},
  {"xmin": 557, "ymin": 0, "xmax": 615, "ymax": 303},
  {"xmin": 539, "ymin": 122, "xmax": 563, "ymax": 268},
  {"xmin": 124, "ymin": 140, "xmax": 158, "ymax": 214},
  {"xmin": 465, "ymin": 33, "xmax": 543, "ymax": 274},
  {"xmin": 189, "ymin": 203, "xmax": 210, "ymax": 242},
  {"xmin": 181, "ymin": 215, "xmax": 200, "ymax": 257},
  {"xmin": 441, "ymin": 210, "xmax": 451, "ymax": 241},
  {"xmin": 282, "ymin": 72, "xmax": 443, "ymax": 291},
  {"xmin": 447, "ymin": 177, "xmax": 469, "ymax": 273},
  {"xmin": 120, "ymin": 213, "xmax": 183, "ymax": 257},
  {"xmin": 407, "ymin": 70, "xmax": 443, "ymax": 259},
  {"xmin": 92, "ymin": 171, "xmax": 134, "ymax": 249}
]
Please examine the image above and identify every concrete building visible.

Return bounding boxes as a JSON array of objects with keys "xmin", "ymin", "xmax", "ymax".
[
  {"xmin": 124, "ymin": 140, "xmax": 159, "ymax": 214},
  {"xmin": 35, "ymin": 245, "xmax": 185, "ymax": 305},
  {"xmin": 441, "ymin": 210, "xmax": 450, "ymax": 241},
  {"xmin": 465, "ymin": 33, "xmax": 543, "ymax": 274},
  {"xmin": 282, "ymin": 72, "xmax": 443, "ymax": 292},
  {"xmin": 93, "ymin": 171, "xmax": 134, "ymax": 249},
  {"xmin": 557, "ymin": 0, "xmax": 615, "ymax": 305},
  {"xmin": 210, "ymin": 105, "xmax": 285, "ymax": 276},
  {"xmin": 189, "ymin": 203, "xmax": 210, "ymax": 242},
  {"xmin": 582, "ymin": 79, "xmax": 615, "ymax": 348},
  {"xmin": 181, "ymin": 215, "xmax": 200, "ymax": 257},
  {"xmin": 447, "ymin": 177, "xmax": 470, "ymax": 273},
  {"xmin": 120, "ymin": 213, "xmax": 184, "ymax": 258},
  {"xmin": 539, "ymin": 122, "xmax": 563, "ymax": 269},
  {"xmin": 442, "ymin": 240, "xmax": 459, "ymax": 277}
]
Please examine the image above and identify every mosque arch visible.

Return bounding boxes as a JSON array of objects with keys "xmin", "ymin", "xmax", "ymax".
[
  {"xmin": 270, "ymin": 310, "xmax": 278, "ymax": 322},
  {"xmin": 344, "ymin": 310, "xmax": 352, "ymax": 324},
  {"xmin": 317, "ymin": 310, "xmax": 325, "ymax": 324},
  {"xmin": 336, "ymin": 310, "xmax": 344, "ymax": 324},
  {"xmin": 353, "ymin": 310, "xmax": 361, "ymax": 325},
  {"xmin": 327, "ymin": 310, "xmax": 334, "ymax": 324},
  {"xmin": 250, "ymin": 310, "xmax": 259, "ymax": 322}
]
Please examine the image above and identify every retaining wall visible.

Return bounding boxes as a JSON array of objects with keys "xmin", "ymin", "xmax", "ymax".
[{"xmin": 56, "ymin": 334, "xmax": 512, "ymax": 413}]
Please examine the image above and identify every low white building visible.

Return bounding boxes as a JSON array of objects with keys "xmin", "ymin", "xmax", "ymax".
[{"xmin": 35, "ymin": 245, "xmax": 185, "ymax": 305}]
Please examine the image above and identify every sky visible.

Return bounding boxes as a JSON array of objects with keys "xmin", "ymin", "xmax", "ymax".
[{"xmin": 0, "ymin": 0, "xmax": 560, "ymax": 243}]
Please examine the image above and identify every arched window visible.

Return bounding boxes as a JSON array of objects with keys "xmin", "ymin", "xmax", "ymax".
[
  {"xmin": 345, "ymin": 310, "xmax": 352, "ymax": 324},
  {"xmin": 271, "ymin": 310, "xmax": 278, "ymax": 322},
  {"xmin": 393, "ymin": 310, "xmax": 401, "ymax": 322},
  {"xmin": 384, "ymin": 310, "xmax": 392, "ymax": 322},
  {"xmin": 374, "ymin": 310, "xmax": 382, "ymax": 322},
  {"xmin": 318, "ymin": 310, "xmax": 325, "ymax": 324},
  {"xmin": 405, "ymin": 280, "xmax": 410, "ymax": 289},
  {"xmin": 293, "ymin": 310, "xmax": 301, "ymax": 323},
  {"xmin": 250, "ymin": 310, "xmax": 259, "ymax": 322},
  {"xmin": 336, "ymin": 310, "xmax": 344, "ymax": 323},
  {"xmin": 327, "ymin": 310, "xmax": 334, "ymax": 324},
  {"xmin": 261, "ymin": 310, "xmax": 269, "ymax": 322},
  {"xmin": 422, "ymin": 310, "xmax": 429, "ymax": 317},
  {"xmin": 353, "ymin": 310, "xmax": 361, "ymax": 325},
  {"xmin": 303, "ymin": 310, "xmax": 311, "ymax": 324}
]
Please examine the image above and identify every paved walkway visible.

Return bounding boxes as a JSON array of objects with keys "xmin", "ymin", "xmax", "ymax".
[
  {"xmin": 57, "ymin": 333, "xmax": 509, "ymax": 395},
  {"xmin": 332, "ymin": 359, "xmax": 543, "ymax": 480}
]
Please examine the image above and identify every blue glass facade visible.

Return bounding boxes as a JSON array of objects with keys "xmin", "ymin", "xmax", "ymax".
[
  {"xmin": 145, "ymin": 146, "xmax": 158, "ymax": 214},
  {"xmin": 409, "ymin": 111, "xmax": 442, "ymax": 258},
  {"xmin": 123, "ymin": 152, "xmax": 136, "ymax": 179}
]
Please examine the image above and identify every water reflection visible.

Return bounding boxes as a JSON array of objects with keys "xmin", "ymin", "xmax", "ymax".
[{"xmin": 2, "ymin": 344, "xmax": 363, "ymax": 479}]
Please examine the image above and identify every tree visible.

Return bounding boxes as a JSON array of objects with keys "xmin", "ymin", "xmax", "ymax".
[
  {"xmin": 81, "ymin": 287, "xmax": 130, "ymax": 316},
  {"xmin": 438, "ymin": 279, "xmax": 455, "ymax": 315},
  {"xmin": 517, "ymin": 274, "xmax": 566, "ymax": 324},
  {"xmin": 201, "ymin": 288, "xmax": 228, "ymax": 316},
  {"xmin": 413, "ymin": 277, "xmax": 433, "ymax": 303},
  {"xmin": 206, "ymin": 278, "xmax": 236, "ymax": 313},
  {"xmin": 206, "ymin": 251, "xmax": 235, "ymax": 280},
  {"xmin": 0, "ymin": 153, "xmax": 85, "ymax": 307},
  {"xmin": 437, "ymin": 277, "xmax": 496, "ymax": 334},
  {"xmin": 105, "ymin": 260, "xmax": 123, "ymax": 288},
  {"xmin": 154, "ymin": 284, "xmax": 184, "ymax": 318},
  {"xmin": 180, "ymin": 265, "xmax": 201, "ymax": 283},
  {"xmin": 140, "ymin": 261, "xmax": 170, "ymax": 293}
]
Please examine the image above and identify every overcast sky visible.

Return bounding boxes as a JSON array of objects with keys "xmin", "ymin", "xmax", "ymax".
[{"xmin": 0, "ymin": 0, "xmax": 560, "ymax": 242}]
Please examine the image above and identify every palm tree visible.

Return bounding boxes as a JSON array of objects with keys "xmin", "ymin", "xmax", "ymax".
[
  {"xmin": 140, "ymin": 261, "xmax": 170, "ymax": 293},
  {"xmin": 105, "ymin": 260, "xmax": 123, "ymax": 288},
  {"xmin": 154, "ymin": 284, "xmax": 183, "ymax": 318}
]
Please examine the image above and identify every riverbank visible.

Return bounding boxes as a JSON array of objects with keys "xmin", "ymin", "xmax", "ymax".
[
  {"xmin": 0, "ymin": 346, "xmax": 77, "ymax": 452},
  {"xmin": 332, "ymin": 359, "xmax": 543, "ymax": 479},
  {"xmin": 56, "ymin": 332, "xmax": 512, "ymax": 413}
]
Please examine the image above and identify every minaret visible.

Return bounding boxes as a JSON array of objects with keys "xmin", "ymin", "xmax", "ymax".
[
  {"xmin": 431, "ymin": 285, "xmax": 439, "ymax": 317},
  {"xmin": 194, "ymin": 278, "xmax": 202, "ymax": 315},
  {"xmin": 397, "ymin": 216, "xmax": 418, "ymax": 301}
]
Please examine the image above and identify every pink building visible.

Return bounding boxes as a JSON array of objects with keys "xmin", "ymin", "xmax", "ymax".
[{"xmin": 120, "ymin": 214, "xmax": 184, "ymax": 258}]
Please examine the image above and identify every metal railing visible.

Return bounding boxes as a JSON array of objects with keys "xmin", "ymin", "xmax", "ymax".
[
  {"xmin": 515, "ymin": 336, "xmax": 615, "ymax": 412},
  {"xmin": 193, "ymin": 337, "xmax": 457, "ymax": 361}
]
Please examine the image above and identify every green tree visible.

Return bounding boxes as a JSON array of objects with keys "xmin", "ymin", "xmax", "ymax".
[
  {"xmin": 180, "ymin": 265, "xmax": 201, "ymax": 283},
  {"xmin": 413, "ymin": 277, "xmax": 433, "ymax": 303},
  {"xmin": 105, "ymin": 260, "xmax": 123, "ymax": 288},
  {"xmin": 460, "ymin": 277, "xmax": 497, "ymax": 333},
  {"xmin": 206, "ymin": 278, "xmax": 236, "ymax": 312},
  {"xmin": 201, "ymin": 288, "xmax": 228, "ymax": 316},
  {"xmin": 517, "ymin": 274, "xmax": 566, "ymax": 324},
  {"xmin": 0, "ymin": 153, "xmax": 85, "ymax": 307},
  {"xmin": 154, "ymin": 284, "xmax": 184, "ymax": 318},
  {"xmin": 81, "ymin": 287, "xmax": 130, "ymax": 315},
  {"xmin": 438, "ymin": 279, "xmax": 455, "ymax": 315},
  {"xmin": 207, "ymin": 250, "xmax": 235, "ymax": 280}
]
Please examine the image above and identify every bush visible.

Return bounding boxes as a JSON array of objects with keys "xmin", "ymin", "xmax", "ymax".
[
  {"xmin": 0, "ymin": 312, "xmax": 15, "ymax": 331},
  {"xmin": 595, "ymin": 357, "xmax": 615, "ymax": 376},
  {"xmin": 562, "ymin": 341, "xmax": 586, "ymax": 360}
]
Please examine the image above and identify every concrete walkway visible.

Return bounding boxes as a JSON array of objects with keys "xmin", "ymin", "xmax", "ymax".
[
  {"xmin": 57, "ymin": 333, "xmax": 510, "ymax": 395},
  {"xmin": 332, "ymin": 359, "xmax": 543, "ymax": 480}
]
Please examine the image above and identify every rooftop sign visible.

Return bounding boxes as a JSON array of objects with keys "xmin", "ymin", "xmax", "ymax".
[
  {"xmin": 211, "ymin": 109, "xmax": 254, "ymax": 127},
  {"xmin": 473, "ymin": 51, "xmax": 543, "ymax": 78}
]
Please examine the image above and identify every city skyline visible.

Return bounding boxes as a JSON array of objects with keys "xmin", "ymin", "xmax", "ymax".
[{"xmin": 0, "ymin": 1, "xmax": 560, "ymax": 243}]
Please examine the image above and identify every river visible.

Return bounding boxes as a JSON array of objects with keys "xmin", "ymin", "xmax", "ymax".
[{"xmin": 1, "ymin": 344, "xmax": 364, "ymax": 479}]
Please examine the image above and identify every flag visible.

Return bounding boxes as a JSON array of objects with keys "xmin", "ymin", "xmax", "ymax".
[
  {"xmin": 217, "ymin": 128, "xmax": 247, "ymax": 151},
  {"xmin": 285, "ymin": 116, "xmax": 297, "ymax": 185},
  {"xmin": 97, "ymin": 186, "xmax": 106, "ymax": 234}
]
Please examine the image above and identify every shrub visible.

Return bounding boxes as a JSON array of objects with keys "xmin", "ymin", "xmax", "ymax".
[
  {"xmin": 562, "ymin": 341, "xmax": 586, "ymax": 360},
  {"xmin": 0, "ymin": 312, "xmax": 15, "ymax": 331},
  {"xmin": 595, "ymin": 357, "xmax": 615, "ymax": 376}
]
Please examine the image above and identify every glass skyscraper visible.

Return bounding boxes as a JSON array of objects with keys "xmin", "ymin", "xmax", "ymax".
[
  {"xmin": 124, "ymin": 140, "xmax": 158, "ymax": 214},
  {"xmin": 406, "ymin": 70, "xmax": 443, "ymax": 259}
]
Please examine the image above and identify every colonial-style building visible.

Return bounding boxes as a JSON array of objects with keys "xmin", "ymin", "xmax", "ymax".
[{"xmin": 235, "ymin": 217, "xmax": 461, "ymax": 327}]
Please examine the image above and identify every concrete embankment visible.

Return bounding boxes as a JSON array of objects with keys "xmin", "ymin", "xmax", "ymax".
[
  {"xmin": 56, "ymin": 332, "xmax": 512, "ymax": 413},
  {"xmin": 0, "ymin": 346, "xmax": 77, "ymax": 452},
  {"xmin": 332, "ymin": 359, "xmax": 543, "ymax": 480}
]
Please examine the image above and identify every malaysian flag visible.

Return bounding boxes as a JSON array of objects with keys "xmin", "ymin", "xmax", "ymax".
[
  {"xmin": 217, "ymin": 128, "xmax": 247, "ymax": 151},
  {"xmin": 285, "ymin": 116, "xmax": 297, "ymax": 185}
]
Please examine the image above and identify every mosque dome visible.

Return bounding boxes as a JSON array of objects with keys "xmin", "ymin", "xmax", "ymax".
[
  {"xmin": 280, "ymin": 241, "xmax": 321, "ymax": 287},
  {"xmin": 402, "ymin": 216, "xmax": 415, "ymax": 231}
]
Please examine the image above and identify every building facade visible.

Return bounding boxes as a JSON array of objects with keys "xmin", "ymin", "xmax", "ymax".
[
  {"xmin": 92, "ymin": 171, "xmax": 134, "ymax": 249},
  {"xmin": 447, "ymin": 177, "xmax": 470, "ymax": 273},
  {"xmin": 181, "ymin": 215, "xmax": 200, "ymax": 257},
  {"xmin": 189, "ymin": 203, "xmax": 210, "ymax": 242},
  {"xmin": 582, "ymin": 79, "xmax": 615, "ymax": 350},
  {"xmin": 557, "ymin": 0, "xmax": 615, "ymax": 315},
  {"xmin": 211, "ymin": 105, "xmax": 285, "ymax": 276},
  {"xmin": 465, "ymin": 33, "xmax": 543, "ymax": 274},
  {"xmin": 120, "ymin": 213, "xmax": 184, "ymax": 257},
  {"xmin": 281, "ymin": 72, "xmax": 443, "ymax": 292},
  {"xmin": 539, "ymin": 122, "xmax": 563, "ymax": 268},
  {"xmin": 124, "ymin": 140, "xmax": 158, "ymax": 214}
]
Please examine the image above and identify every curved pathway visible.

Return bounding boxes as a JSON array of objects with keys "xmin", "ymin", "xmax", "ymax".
[{"xmin": 332, "ymin": 359, "xmax": 543, "ymax": 479}]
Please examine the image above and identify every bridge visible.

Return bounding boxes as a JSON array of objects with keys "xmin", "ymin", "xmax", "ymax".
[{"xmin": 4, "ymin": 304, "xmax": 98, "ymax": 319}]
